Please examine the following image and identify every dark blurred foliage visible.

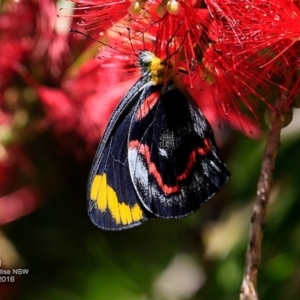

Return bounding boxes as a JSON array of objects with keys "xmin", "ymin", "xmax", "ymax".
[
  {"xmin": 3, "ymin": 118, "xmax": 300, "ymax": 300},
  {"xmin": 0, "ymin": 1, "xmax": 300, "ymax": 300}
]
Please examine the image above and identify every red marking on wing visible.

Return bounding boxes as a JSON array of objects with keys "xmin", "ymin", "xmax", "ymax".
[
  {"xmin": 177, "ymin": 138, "xmax": 211, "ymax": 181},
  {"xmin": 129, "ymin": 140, "xmax": 180, "ymax": 194},
  {"xmin": 198, "ymin": 138, "xmax": 211, "ymax": 156},
  {"xmin": 135, "ymin": 92, "xmax": 160, "ymax": 121},
  {"xmin": 129, "ymin": 138, "xmax": 212, "ymax": 195}
]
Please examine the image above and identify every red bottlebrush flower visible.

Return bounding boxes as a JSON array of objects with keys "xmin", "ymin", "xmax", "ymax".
[
  {"xmin": 68, "ymin": 0, "xmax": 265, "ymax": 139},
  {"xmin": 71, "ymin": 0, "xmax": 209, "ymax": 74},
  {"xmin": 70, "ymin": 0, "xmax": 133, "ymax": 33},
  {"xmin": 203, "ymin": 41, "xmax": 284, "ymax": 115},
  {"xmin": 188, "ymin": 76, "xmax": 262, "ymax": 138},
  {"xmin": 70, "ymin": 2, "xmax": 190, "ymax": 65},
  {"xmin": 205, "ymin": 0, "xmax": 300, "ymax": 108},
  {"xmin": 206, "ymin": 0, "xmax": 300, "ymax": 45},
  {"xmin": 69, "ymin": 0, "xmax": 262, "ymax": 137},
  {"xmin": 136, "ymin": 1, "xmax": 208, "ymax": 58}
]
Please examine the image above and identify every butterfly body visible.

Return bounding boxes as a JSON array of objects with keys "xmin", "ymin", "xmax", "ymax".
[{"xmin": 88, "ymin": 52, "xmax": 230, "ymax": 230}]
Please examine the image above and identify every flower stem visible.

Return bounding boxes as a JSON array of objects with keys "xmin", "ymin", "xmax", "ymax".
[{"xmin": 239, "ymin": 107, "xmax": 284, "ymax": 300}]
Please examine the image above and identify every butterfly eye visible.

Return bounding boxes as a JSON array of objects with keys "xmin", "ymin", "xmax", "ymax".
[{"xmin": 138, "ymin": 51, "xmax": 156, "ymax": 67}]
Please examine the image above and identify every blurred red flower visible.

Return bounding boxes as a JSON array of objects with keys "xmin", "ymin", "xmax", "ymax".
[
  {"xmin": 0, "ymin": 0, "xmax": 75, "ymax": 227},
  {"xmin": 37, "ymin": 54, "xmax": 139, "ymax": 151},
  {"xmin": 0, "ymin": 145, "xmax": 40, "ymax": 225}
]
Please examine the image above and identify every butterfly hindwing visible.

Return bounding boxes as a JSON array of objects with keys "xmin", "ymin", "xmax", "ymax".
[
  {"xmin": 128, "ymin": 85, "xmax": 230, "ymax": 218},
  {"xmin": 87, "ymin": 79, "xmax": 153, "ymax": 230}
]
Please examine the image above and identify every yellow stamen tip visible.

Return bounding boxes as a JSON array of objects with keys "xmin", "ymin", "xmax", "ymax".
[
  {"xmin": 128, "ymin": 1, "xmax": 141, "ymax": 14},
  {"xmin": 157, "ymin": 3, "xmax": 168, "ymax": 18},
  {"xmin": 166, "ymin": 0, "xmax": 180, "ymax": 15}
]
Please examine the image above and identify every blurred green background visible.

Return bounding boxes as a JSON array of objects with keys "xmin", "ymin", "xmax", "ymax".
[
  {"xmin": 1, "ymin": 1, "xmax": 300, "ymax": 300},
  {"xmin": 4, "ymin": 121, "xmax": 300, "ymax": 300}
]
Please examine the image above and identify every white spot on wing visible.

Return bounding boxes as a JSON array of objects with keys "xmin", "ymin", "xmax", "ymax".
[
  {"xmin": 159, "ymin": 148, "xmax": 168, "ymax": 158},
  {"xmin": 128, "ymin": 148, "xmax": 149, "ymax": 203}
]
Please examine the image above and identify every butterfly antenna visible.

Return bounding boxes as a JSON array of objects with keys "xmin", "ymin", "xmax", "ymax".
[
  {"xmin": 126, "ymin": 27, "xmax": 138, "ymax": 56},
  {"xmin": 70, "ymin": 29, "xmax": 132, "ymax": 57},
  {"xmin": 164, "ymin": 26, "xmax": 190, "ymax": 63}
]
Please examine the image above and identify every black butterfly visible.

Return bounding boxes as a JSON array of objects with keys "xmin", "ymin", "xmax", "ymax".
[{"xmin": 87, "ymin": 51, "xmax": 230, "ymax": 230}]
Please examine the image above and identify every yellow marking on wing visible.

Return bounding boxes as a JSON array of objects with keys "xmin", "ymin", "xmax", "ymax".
[
  {"xmin": 90, "ymin": 175, "xmax": 101, "ymax": 200},
  {"xmin": 90, "ymin": 174, "xmax": 144, "ymax": 225},
  {"xmin": 131, "ymin": 204, "xmax": 144, "ymax": 221},
  {"xmin": 119, "ymin": 202, "xmax": 132, "ymax": 225},
  {"xmin": 108, "ymin": 185, "xmax": 120, "ymax": 224},
  {"xmin": 98, "ymin": 174, "xmax": 108, "ymax": 211}
]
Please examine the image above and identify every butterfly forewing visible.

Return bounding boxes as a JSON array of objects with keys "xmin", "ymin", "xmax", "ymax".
[{"xmin": 87, "ymin": 79, "xmax": 151, "ymax": 230}]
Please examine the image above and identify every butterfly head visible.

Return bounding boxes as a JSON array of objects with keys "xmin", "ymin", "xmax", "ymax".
[{"xmin": 138, "ymin": 51, "xmax": 175, "ymax": 86}]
